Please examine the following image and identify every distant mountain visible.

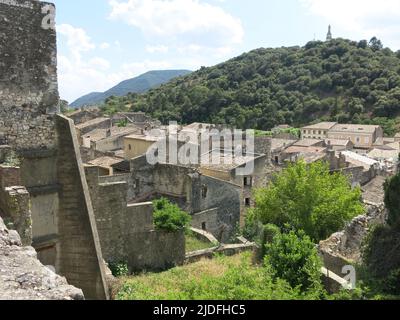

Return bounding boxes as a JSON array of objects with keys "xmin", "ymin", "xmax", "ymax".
[{"xmin": 70, "ymin": 69, "xmax": 192, "ymax": 108}]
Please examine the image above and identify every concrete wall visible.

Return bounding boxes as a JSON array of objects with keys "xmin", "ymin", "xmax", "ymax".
[{"xmin": 55, "ymin": 115, "xmax": 109, "ymax": 300}]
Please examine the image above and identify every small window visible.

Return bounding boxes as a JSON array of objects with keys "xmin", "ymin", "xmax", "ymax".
[
  {"xmin": 128, "ymin": 144, "xmax": 132, "ymax": 151},
  {"xmin": 244, "ymin": 177, "xmax": 252, "ymax": 187},
  {"xmin": 245, "ymin": 198, "xmax": 251, "ymax": 207},
  {"xmin": 275, "ymin": 156, "xmax": 279, "ymax": 164},
  {"xmin": 202, "ymin": 222, "xmax": 207, "ymax": 231},
  {"xmin": 202, "ymin": 185, "xmax": 208, "ymax": 198}
]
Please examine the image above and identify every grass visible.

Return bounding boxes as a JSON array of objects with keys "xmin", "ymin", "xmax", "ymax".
[
  {"xmin": 115, "ymin": 253, "xmax": 324, "ymax": 300},
  {"xmin": 185, "ymin": 234, "xmax": 216, "ymax": 253}
]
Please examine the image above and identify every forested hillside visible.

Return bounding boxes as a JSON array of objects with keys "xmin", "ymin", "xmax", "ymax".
[{"xmin": 103, "ymin": 38, "xmax": 400, "ymax": 135}]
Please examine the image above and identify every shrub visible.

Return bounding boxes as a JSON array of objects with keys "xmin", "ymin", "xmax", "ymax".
[
  {"xmin": 109, "ymin": 262, "xmax": 129, "ymax": 277},
  {"xmin": 251, "ymin": 160, "xmax": 364, "ymax": 242},
  {"xmin": 1, "ymin": 151, "xmax": 21, "ymax": 167},
  {"xmin": 153, "ymin": 198, "xmax": 191, "ymax": 233},
  {"xmin": 264, "ymin": 229, "xmax": 323, "ymax": 292},
  {"xmin": 384, "ymin": 173, "xmax": 400, "ymax": 227}
]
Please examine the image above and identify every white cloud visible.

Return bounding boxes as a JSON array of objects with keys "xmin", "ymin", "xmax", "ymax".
[
  {"xmin": 146, "ymin": 45, "xmax": 169, "ymax": 54},
  {"xmin": 300, "ymin": 0, "xmax": 400, "ymax": 49},
  {"xmin": 108, "ymin": 0, "xmax": 244, "ymax": 56},
  {"xmin": 57, "ymin": 24, "xmax": 172, "ymax": 102},
  {"xmin": 100, "ymin": 42, "xmax": 111, "ymax": 49},
  {"xmin": 57, "ymin": 24, "xmax": 96, "ymax": 52}
]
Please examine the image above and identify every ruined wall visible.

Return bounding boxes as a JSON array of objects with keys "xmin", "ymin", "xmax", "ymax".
[
  {"xmin": 55, "ymin": 115, "xmax": 109, "ymax": 300},
  {"xmin": 85, "ymin": 166, "xmax": 185, "ymax": 272},
  {"xmin": 254, "ymin": 136, "xmax": 272, "ymax": 165},
  {"xmin": 69, "ymin": 109, "xmax": 102, "ymax": 125},
  {"xmin": 0, "ymin": 217, "xmax": 84, "ymax": 300},
  {"xmin": 196, "ymin": 174, "xmax": 242, "ymax": 242},
  {"xmin": 0, "ymin": 0, "xmax": 58, "ymax": 150},
  {"xmin": 318, "ymin": 201, "xmax": 387, "ymax": 275},
  {"xmin": 191, "ymin": 208, "xmax": 219, "ymax": 236},
  {"xmin": 0, "ymin": 0, "xmax": 60, "ymax": 268},
  {"xmin": 154, "ymin": 164, "xmax": 193, "ymax": 199},
  {"xmin": 0, "ymin": 166, "xmax": 32, "ymax": 246}
]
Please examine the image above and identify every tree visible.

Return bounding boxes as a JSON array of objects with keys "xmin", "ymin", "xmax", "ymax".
[
  {"xmin": 153, "ymin": 198, "xmax": 191, "ymax": 233},
  {"xmin": 384, "ymin": 173, "xmax": 400, "ymax": 227},
  {"xmin": 252, "ymin": 161, "xmax": 364, "ymax": 242},
  {"xmin": 369, "ymin": 37, "xmax": 383, "ymax": 51},
  {"xmin": 264, "ymin": 229, "xmax": 323, "ymax": 292}
]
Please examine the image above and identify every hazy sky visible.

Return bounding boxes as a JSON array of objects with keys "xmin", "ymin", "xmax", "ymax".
[{"xmin": 53, "ymin": 0, "xmax": 400, "ymax": 102}]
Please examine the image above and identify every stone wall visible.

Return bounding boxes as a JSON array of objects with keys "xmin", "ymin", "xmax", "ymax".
[
  {"xmin": 85, "ymin": 166, "xmax": 186, "ymax": 273},
  {"xmin": 0, "ymin": 0, "xmax": 59, "ymax": 150},
  {"xmin": 191, "ymin": 208, "xmax": 219, "ymax": 236},
  {"xmin": 318, "ymin": 201, "xmax": 387, "ymax": 275},
  {"xmin": 69, "ymin": 109, "xmax": 102, "ymax": 125},
  {"xmin": 0, "ymin": 165, "xmax": 32, "ymax": 246},
  {"xmin": 55, "ymin": 115, "xmax": 109, "ymax": 300},
  {"xmin": 0, "ymin": 217, "xmax": 84, "ymax": 300}
]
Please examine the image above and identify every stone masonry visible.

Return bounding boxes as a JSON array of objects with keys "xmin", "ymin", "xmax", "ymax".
[
  {"xmin": 0, "ymin": 0, "xmax": 109, "ymax": 299},
  {"xmin": 0, "ymin": 216, "xmax": 84, "ymax": 300}
]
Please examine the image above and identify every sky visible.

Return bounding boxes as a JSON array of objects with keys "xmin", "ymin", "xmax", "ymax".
[{"xmin": 53, "ymin": 0, "xmax": 400, "ymax": 103}]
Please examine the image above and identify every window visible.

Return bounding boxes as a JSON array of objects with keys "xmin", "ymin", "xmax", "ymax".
[
  {"xmin": 244, "ymin": 177, "xmax": 252, "ymax": 187},
  {"xmin": 356, "ymin": 137, "xmax": 361, "ymax": 143},
  {"xmin": 245, "ymin": 198, "xmax": 251, "ymax": 207},
  {"xmin": 275, "ymin": 156, "xmax": 279, "ymax": 164},
  {"xmin": 128, "ymin": 144, "xmax": 132, "ymax": 151},
  {"xmin": 365, "ymin": 137, "xmax": 370, "ymax": 144},
  {"xmin": 202, "ymin": 222, "xmax": 207, "ymax": 231},
  {"xmin": 202, "ymin": 185, "xmax": 208, "ymax": 198}
]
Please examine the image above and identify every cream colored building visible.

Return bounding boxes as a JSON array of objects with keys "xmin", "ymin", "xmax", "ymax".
[
  {"xmin": 301, "ymin": 122, "xmax": 337, "ymax": 140},
  {"xmin": 124, "ymin": 134, "xmax": 161, "ymax": 160},
  {"xmin": 327, "ymin": 124, "xmax": 383, "ymax": 149}
]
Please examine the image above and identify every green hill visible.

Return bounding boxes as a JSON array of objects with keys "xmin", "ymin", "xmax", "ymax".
[
  {"xmin": 70, "ymin": 69, "xmax": 192, "ymax": 108},
  {"xmin": 103, "ymin": 38, "xmax": 400, "ymax": 135}
]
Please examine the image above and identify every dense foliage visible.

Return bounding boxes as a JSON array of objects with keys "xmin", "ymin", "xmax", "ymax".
[
  {"xmin": 360, "ymin": 171, "xmax": 400, "ymax": 297},
  {"xmin": 153, "ymin": 198, "xmax": 191, "ymax": 233},
  {"xmin": 102, "ymin": 38, "xmax": 400, "ymax": 135},
  {"xmin": 265, "ymin": 229, "xmax": 323, "ymax": 292},
  {"xmin": 384, "ymin": 173, "xmax": 400, "ymax": 227},
  {"xmin": 248, "ymin": 161, "xmax": 364, "ymax": 242}
]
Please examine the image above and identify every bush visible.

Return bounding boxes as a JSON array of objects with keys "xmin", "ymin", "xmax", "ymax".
[
  {"xmin": 361, "ymin": 224, "xmax": 400, "ymax": 296},
  {"xmin": 384, "ymin": 173, "xmax": 400, "ymax": 227},
  {"xmin": 153, "ymin": 198, "xmax": 191, "ymax": 233},
  {"xmin": 109, "ymin": 262, "xmax": 129, "ymax": 277},
  {"xmin": 251, "ymin": 160, "xmax": 364, "ymax": 242},
  {"xmin": 264, "ymin": 229, "xmax": 323, "ymax": 292}
]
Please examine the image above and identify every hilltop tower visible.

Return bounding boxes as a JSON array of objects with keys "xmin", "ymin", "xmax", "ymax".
[{"xmin": 326, "ymin": 25, "xmax": 333, "ymax": 41}]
